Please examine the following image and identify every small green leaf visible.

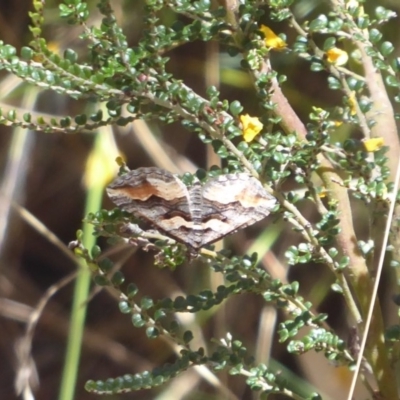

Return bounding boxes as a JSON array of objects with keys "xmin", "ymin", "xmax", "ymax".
[
  {"xmin": 309, "ymin": 15, "xmax": 328, "ymax": 32},
  {"xmin": 183, "ymin": 330, "xmax": 194, "ymax": 343},
  {"xmin": 94, "ymin": 275, "xmax": 109, "ymax": 286},
  {"xmin": 173, "ymin": 296, "xmax": 187, "ymax": 310},
  {"xmin": 386, "ymin": 75, "xmax": 399, "ymax": 88},
  {"xmin": 381, "ymin": 41, "xmax": 394, "ymax": 56},
  {"xmin": 60, "ymin": 117, "xmax": 71, "ymax": 127},
  {"xmin": 98, "ymin": 258, "xmax": 113, "ymax": 272},
  {"xmin": 141, "ymin": 296, "xmax": 154, "ymax": 310},
  {"xmin": 385, "ymin": 325, "xmax": 400, "ymax": 341},
  {"xmin": 369, "ymin": 28, "xmax": 382, "ymax": 43},
  {"xmin": 127, "ymin": 283, "xmax": 139, "ymax": 298},
  {"xmin": 90, "ymin": 110, "xmax": 103, "ymax": 122},
  {"xmin": 229, "ymin": 100, "xmax": 243, "ymax": 116},
  {"xmin": 146, "ymin": 326, "xmax": 160, "ymax": 339},
  {"xmin": 310, "ymin": 61, "xmax": 324, "ymax": 72},
  {"xmin": 119, "ymin": 301, "xmax": 132, "ymax": 314},
  {"xmin": 21, "ymin": 46, "xmax": 33, "ymax": 60},
  {"xmin": 327, "ymin": 76, "xmax": 340, "ymax": 90},
  {"xmin": 154, "ymin": 309, "xmax": 166, "ymax": 320},
  {"xmin": 64, "ymin": 48, "xmax": 78, "ymax": 63},
  {"xmin": 338, "ymin": 256, "xmax": 350, "ymax": 270},
  {"xmin": 290, "ymin": 281, "xmax": 299, "ymax": 294},
  {"xmin": 356, "ymin": 16, "xmax": 370, "ymax": 29},
  {"xmin": 91, "ymin": 245, "xmax": 101, "ymax": 258},
  {"xmin": 111, "ymin": 271, "xmax": 125, "ymax": 286},
  {"xmin": 132, "ymin": 313, "xmax": 146, "ymax": 327},
  {"xmin": 7, "ymin": 110, "xmax": 16, "ymax": 121},
  {"xmin": 328, "ymin": 248, "xmax": 338, "ymax": 257},
  {"xmin": 331, "ymin": 283, "xmax": 343, "ymax": 293},
  {"xmin": 23, "ymin": 113, "xmax": 32, "ymax": 123},
  {"xmin": 375, "ymin": 6, "xmax": 396, "ymax": 21},
  {"xmin": 75, "ymin": 114, "xmax": 87, "ymax": 125},
  {"xmin": 323, "ymin": 37, "xmax": 336, "ymax": 51}
]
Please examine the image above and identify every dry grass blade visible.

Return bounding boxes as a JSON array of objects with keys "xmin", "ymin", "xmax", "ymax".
[{"xmin": 15, "ymin": 271, "xmax": 77, "ymax": 399}]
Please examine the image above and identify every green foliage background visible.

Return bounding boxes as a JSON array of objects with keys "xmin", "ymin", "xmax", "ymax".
[{"xmin": 1, "ymin": 0, "xmax": 400, "ymax": 399}]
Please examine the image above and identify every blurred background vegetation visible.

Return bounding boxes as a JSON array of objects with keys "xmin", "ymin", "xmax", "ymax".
[{"xmin": 0, "ymin": 0, "xmax": 400, "ymax": 399}]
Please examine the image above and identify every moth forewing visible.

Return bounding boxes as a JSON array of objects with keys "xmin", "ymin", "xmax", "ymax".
[{"xmin": 107, "ymin": 168, "xmax": 277, "ymax": 250}]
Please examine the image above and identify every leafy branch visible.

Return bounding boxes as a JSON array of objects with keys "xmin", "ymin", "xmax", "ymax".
[{"xmin": 2, "ymin": 0, "xmax": 400, "ymax": 399}]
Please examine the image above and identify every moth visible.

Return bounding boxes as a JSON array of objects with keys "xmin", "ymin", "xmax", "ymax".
[{"xmin": 106, "ymin": 167, "xmax": 276, "ymax": 251}]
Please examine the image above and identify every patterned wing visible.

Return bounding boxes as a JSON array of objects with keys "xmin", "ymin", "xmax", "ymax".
[
  {"xmin": 200, "ymin": 173, "xmax": 276, "ymax": 246},
  {"xmin": 107, "ymin": 167, "xmax": 196, "ymax": 245}
]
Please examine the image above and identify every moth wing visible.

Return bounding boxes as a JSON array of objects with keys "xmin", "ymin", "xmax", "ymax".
[
  {"xmin": 107, "ymin": 168, "xmax": 195, "ymax": 244},
  {"xmin": 107, "ymin": 168, "xmax": 277, "ymax": 251},
  {"xmin": 200, "ymin": 173, "xmax": 276, "ymax": 246}
]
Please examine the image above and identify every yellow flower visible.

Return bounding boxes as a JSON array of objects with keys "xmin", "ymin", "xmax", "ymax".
[
  {"xmin": 326, "ymin": 48, "xmax": 349, "ymax": 66},
  {"xmin": 33, "ymin": 41, "xmax": 61, "ymax": 62},
  {"xmin": 240, "ymin": 114, "xmax": 263, "ymax": 142},
  {"xmin": 260, "ymin": 25, "xmax": 287, "ymax": 51},
  {"xmin": 318, "ymin": 189, "xmax": 328, "ymax": 198},
  {"xmin": 347, "ymin": 91, "xmax": 357, "ymax": 116},
  {"xmin": 363, "ymin": 137, "xmax": 384, "ymax": 152}
]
